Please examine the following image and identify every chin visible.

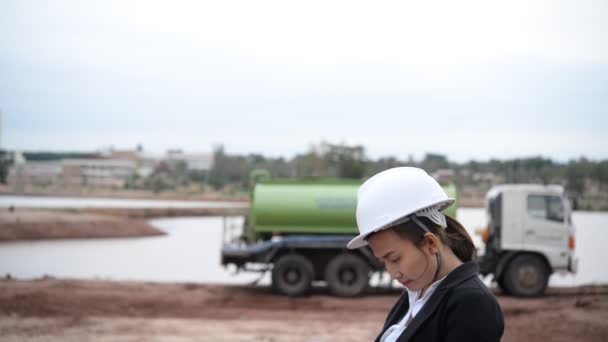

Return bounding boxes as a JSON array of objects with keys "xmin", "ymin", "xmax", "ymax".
[
  {"xmin": 405, "ymin": 281, "xmax": 427, "ymax": 292},
  {"xmin": 400, "ymin": 280, "xmax": 416, "ymax": 289}
]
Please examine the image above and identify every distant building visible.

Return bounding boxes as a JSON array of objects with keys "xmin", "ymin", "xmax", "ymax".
[
  {"xmin": 99, "ymin": 146, "xmax": 156, "ymax": 178},
  {"xmin": 432, "ymin": 169, "xmax": 455, "ymax": 184},
  {"xmin": 7, "ymin": 160, "xmax": 62, "ymax": 188},
  {"xmin": 99, "ymin": 147, "xmax": 143, "ymax": 165},
  {"xmin": 110, "ymin": 150, "xmax": 140, "ymax": 163},
  {"xmin": 136, "ymin": 158, "xmax": 157, "ymax": 178},
  {"xmin": 61, "ymin": 159, "xmax": 136, "ymax": 188},
  {"xmin": 472, "ymin": 171, "xmax": 504, "ymax": 185},
  {"xmin": 6, "ymin": 146, "xmax": 212, "ymax": 190},
  {"xmin": 166, "ymin": 150, "xmax": 213, "ymax": 171}
]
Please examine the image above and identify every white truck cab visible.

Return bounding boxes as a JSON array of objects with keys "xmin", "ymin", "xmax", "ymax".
[{"xmin": 478, "ymin": 184, "xmax": 578, "ymax": 296}]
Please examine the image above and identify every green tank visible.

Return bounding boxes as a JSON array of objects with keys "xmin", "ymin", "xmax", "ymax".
[{"xmin": 248, "ymin": 180, "xmax": 457, "ymax": 241}]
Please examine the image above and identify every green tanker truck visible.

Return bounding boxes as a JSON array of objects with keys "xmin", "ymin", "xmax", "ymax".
[{"xmin": 221, "ymin": 179, "xmax": 457, "ymax": 297}]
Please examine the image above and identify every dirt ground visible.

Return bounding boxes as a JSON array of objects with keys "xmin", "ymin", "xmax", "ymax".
[
  {"xmin": 0, "ymin": 279, "xmax": 606, "ymax": 342},
  {"xmin": 0, "ymin": 209, "xmax": 165, "ymax": 241}
]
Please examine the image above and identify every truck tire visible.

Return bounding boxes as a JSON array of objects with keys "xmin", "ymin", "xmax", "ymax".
[
  {"xmin": 325, "ymin": 253, "xmax": 370, "ymax": 297},
  {"xmin": 496, "ymin": 274, "xmax": 510, "ymax": 295},
  {"xmin": 271, "ymin": 253, "xmax": 314, "ymax": 297},
  {"xmin": 503, "ymin": 254, "xmax": 549, "ymax": 297}
]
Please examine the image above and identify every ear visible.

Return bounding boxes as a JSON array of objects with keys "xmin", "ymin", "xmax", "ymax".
[{"xmin": 423, "ymin": 232, "xmax": 439, "ymax": 255}]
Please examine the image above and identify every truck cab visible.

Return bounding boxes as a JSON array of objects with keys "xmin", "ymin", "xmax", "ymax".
[{"xmin": 479, "ymin": 184, "xmax": 578, "ymax": 296}]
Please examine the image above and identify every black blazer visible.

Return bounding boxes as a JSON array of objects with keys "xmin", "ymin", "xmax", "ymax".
[{"xmin": 375, "ymin": 261, "xmax": 504, "ymax": 342}]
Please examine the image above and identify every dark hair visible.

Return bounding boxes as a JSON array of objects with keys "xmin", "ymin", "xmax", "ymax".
[{"xmin": 370, "ymin": 215, "xmax": 476, "ymax": 262}]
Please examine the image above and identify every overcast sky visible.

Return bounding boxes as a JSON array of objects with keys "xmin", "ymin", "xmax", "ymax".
[{"xmin": 1, "ymin": 0, "xmax": 607, "ymax": 162}]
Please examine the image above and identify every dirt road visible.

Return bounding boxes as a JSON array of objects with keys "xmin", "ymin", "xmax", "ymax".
[{"xmin": 0, "ymin": 279, "xmax": 606, "ymax": 341}]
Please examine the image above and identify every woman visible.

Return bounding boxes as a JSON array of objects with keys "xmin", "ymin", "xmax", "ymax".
[{"xmin": 347, "ymin": 167, "xmax": 504, "ymax": 342}]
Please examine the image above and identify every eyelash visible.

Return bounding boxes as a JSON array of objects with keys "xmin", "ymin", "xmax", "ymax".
[{"xmin": 378, "ymin": 256, "xmax": 401, "ymax": 267}]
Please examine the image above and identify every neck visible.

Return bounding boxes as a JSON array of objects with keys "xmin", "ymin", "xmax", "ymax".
[
  {"xmin": 420, "ymin": 250, "xmax": 462, "ymax": 296},
  {"xmin": 436, "ymin": 251, "xmax": 462, "ymax": 280}
]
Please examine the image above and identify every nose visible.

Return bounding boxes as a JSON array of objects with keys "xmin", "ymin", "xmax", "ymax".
[{"xmin": 385, "ymin": 263, "xmax": 402, "ymax": 280}]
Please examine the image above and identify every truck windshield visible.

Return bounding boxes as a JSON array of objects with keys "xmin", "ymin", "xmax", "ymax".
[{"xmin": 527, "ymin": 195, "xmax": 564, "ymax": 222}]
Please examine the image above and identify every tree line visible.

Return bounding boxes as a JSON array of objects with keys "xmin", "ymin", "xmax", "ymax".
[
  {"xmin": 2, "ymin": 144, "xmax": 606, "ymax": 209},
  {"xmin": 207, "ymin": 142, "xmax": 607, "ymax": 197}
]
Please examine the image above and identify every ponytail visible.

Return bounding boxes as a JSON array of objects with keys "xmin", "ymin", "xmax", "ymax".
[{"xmin": 444, "ymin": 215, "xmax": 476, "ymax": 262}]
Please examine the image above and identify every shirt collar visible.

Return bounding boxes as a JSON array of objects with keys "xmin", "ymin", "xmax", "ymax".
[{"xmin": 406, "ymin": 275, "xmax": 447, "ymax": 305}]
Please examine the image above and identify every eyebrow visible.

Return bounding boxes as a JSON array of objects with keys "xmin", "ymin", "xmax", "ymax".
[{"xmin": 381, "ymin": 251, "xmax": 395, "ymax": 260}]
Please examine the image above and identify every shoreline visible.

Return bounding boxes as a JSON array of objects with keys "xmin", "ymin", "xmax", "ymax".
[
  {"xmin": 0, "ymin": 190, "xmax": 487, "ymax": 208},
  {"xmin": 0, "ymin": 189, "xmax": 249, "ymax": 203},
  {"xmin": 0, "ymin": 209, "xmax": 166, "ymax": 242},
  {"xmin": 0, "ymin": 206, "xmax": 247, "ymax": 242}
]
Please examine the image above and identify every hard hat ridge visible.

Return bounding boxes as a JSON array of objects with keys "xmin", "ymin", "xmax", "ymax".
[{"xmin": 415, "ymin": 205, "xmax": 447, "ymax": 229}]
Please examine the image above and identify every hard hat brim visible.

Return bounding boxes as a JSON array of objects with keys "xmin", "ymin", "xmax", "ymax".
[{"xmin": 346, "ymin": 198, "xmax": 455, "ymax": 249}]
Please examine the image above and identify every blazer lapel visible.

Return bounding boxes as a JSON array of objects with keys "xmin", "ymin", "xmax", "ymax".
[
  {"xmin": 396, "ymin": 287, "xmax": 450, "ymax": 341},
  {"xmin": 396, "ymin": 261, "xmax": 480, "ymax": 342}
]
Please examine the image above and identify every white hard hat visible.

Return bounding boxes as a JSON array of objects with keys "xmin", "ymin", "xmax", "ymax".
[{"xmin": 347, "ymin": 167, "xmax": 455, "ymax": 249}]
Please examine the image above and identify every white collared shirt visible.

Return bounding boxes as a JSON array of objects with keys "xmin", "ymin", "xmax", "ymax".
[{"xmin": 380, "ymin": 276, "xmax": 446, "ymax": 342}]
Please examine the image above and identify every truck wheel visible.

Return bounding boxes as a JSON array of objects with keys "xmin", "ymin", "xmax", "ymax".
[
  {"xmin": 496, "ymin": 274, "xmax": 510, "ymax": 295},
  {"xmin": 503, "ymin": 254, "xmax": 549, "ymax": 297},
  {"xmin": 325, "ymin": 254, "xmax": 370, "ymax": 297},
  {"xmin": 271, "ymin": 253, "xmax": 314, "ymax": 297}
]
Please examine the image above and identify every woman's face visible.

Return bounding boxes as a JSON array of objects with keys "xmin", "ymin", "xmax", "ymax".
[{"xmin": 368, "ymin": 228, "xmax": 436, "ymax": 291}]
